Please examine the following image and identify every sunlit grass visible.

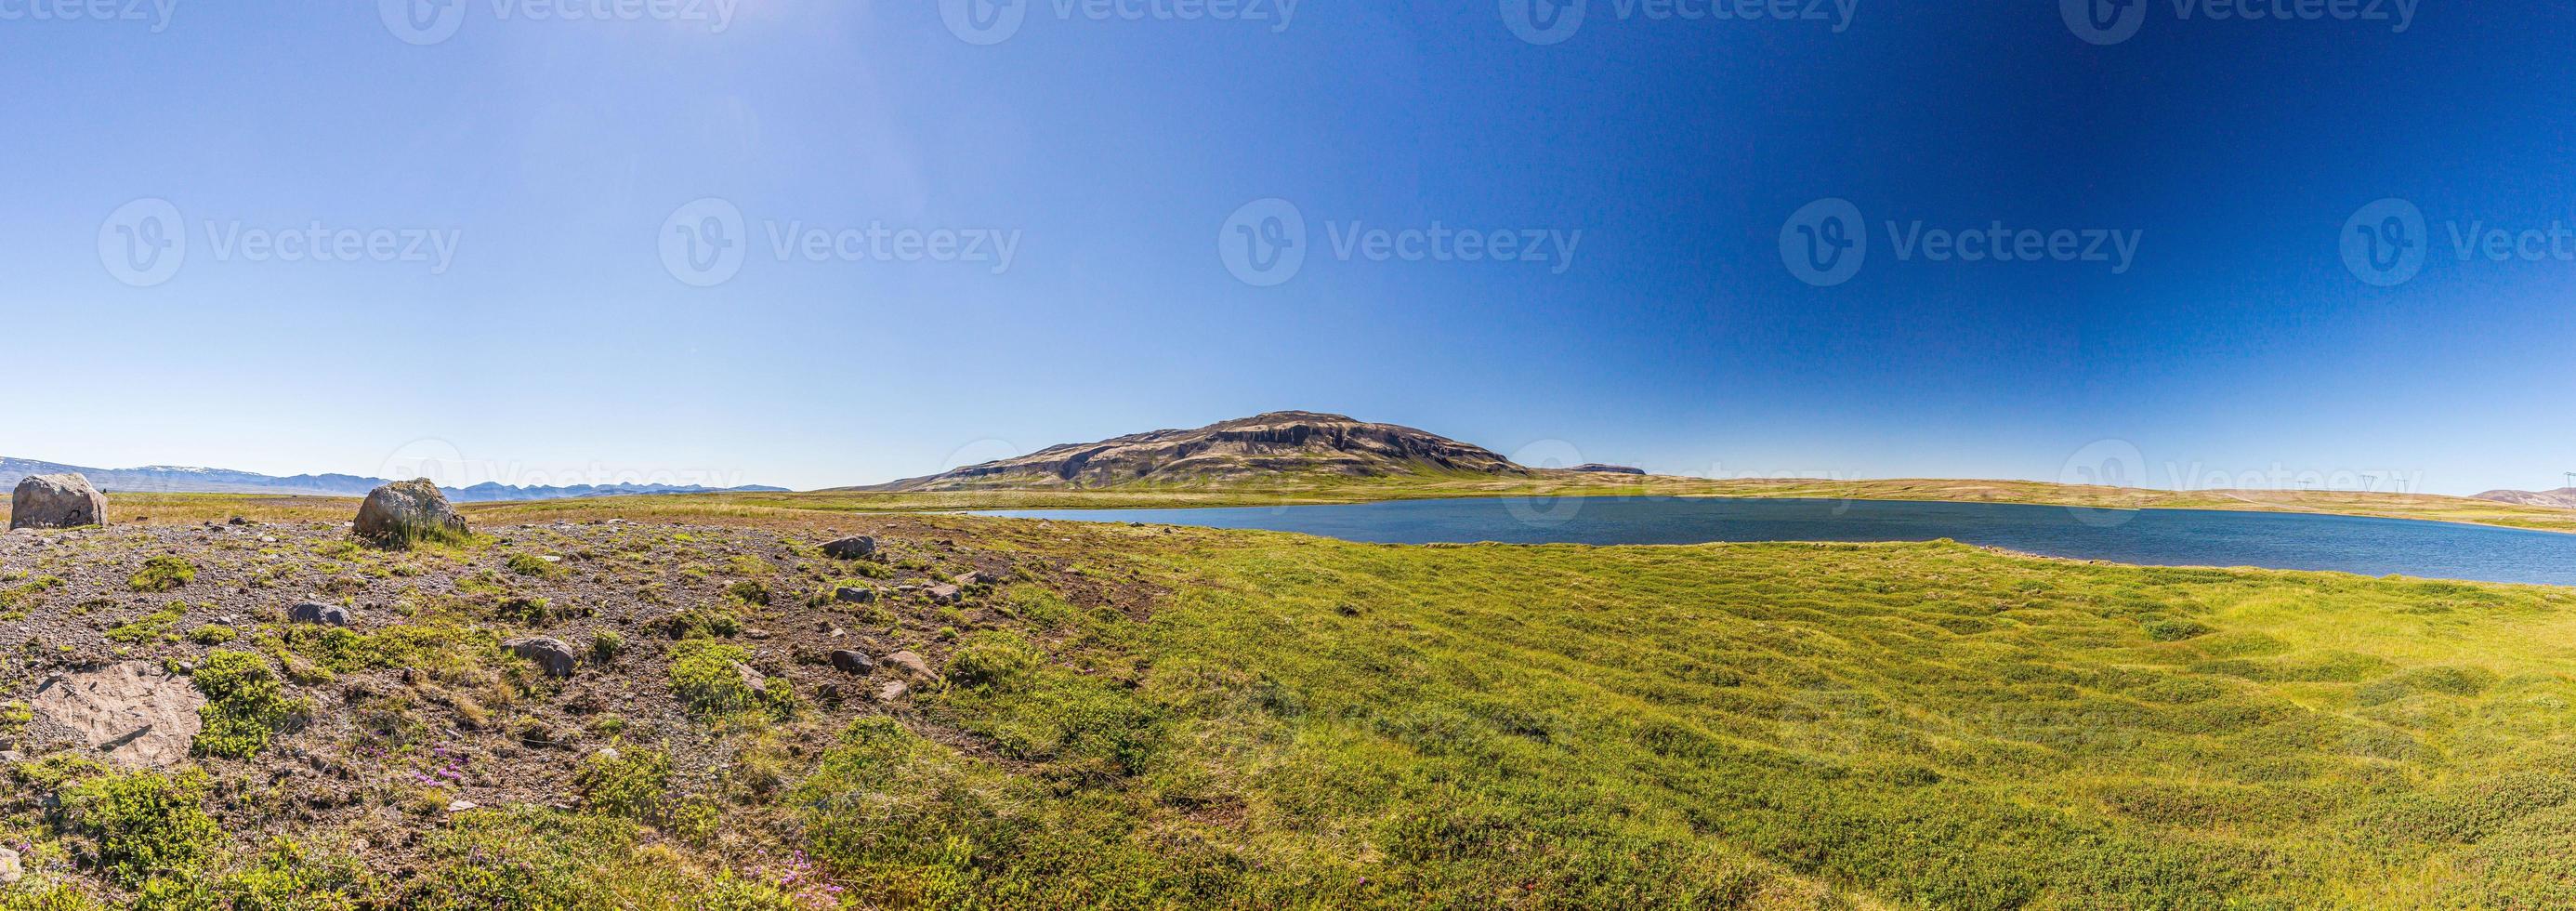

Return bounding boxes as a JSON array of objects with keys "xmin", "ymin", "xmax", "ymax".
[{"xmin": 40, "ymin": 473, "xmax": 2573, "ymax": 535}]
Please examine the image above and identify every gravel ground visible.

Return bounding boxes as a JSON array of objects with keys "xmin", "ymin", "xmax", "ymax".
[{"xmin": 0, "ymin": 511, "xmax": 1143, "ymax": 895}]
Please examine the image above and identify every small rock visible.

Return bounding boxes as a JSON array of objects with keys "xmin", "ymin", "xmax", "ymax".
[
  {"xmin": 0, "ymin": 846, "xmax": 19, "ymax": 884},
  {"xmin": 829, "ymin": 650, "xmax": 876, "ymax": 675},
  {"xmin": 953, "ymin": 569, "xmax": 994, "ymax": 586},
  {"xmin": 538, "ymin": 555, "xmax": 562, "ymax": 563},
  {"xmin": 288, "ymin": 601, "xmax": 354, "ymax": 627},
  {"xmin": 833, "ymin": 586, "xmax": 877, "ymax": 604},
  {"xmin": 0, "ymin": 750, "xmax": 21, "ymax": 764},
  {"xmin": 926, "ymin": 584, "xmax": 964, "ymax": 604},
  {"xmin": 821, "ymin": 535, "xmax": 878, "ymax": 560},
  {"xmin": 447, "ymin": 799, "xmax": 479, "ymax": 813},
  {"xmin": 874, "ymin": 680, "xmax": 911, "ymax": 702},
  {"xmin": 730, "ymin": 662, "xmax": 768, "ymax": 692},
  {"xmin": 886, "ymin": 651, "xmax": 934, "ymax": 680},
  {"xmin": 227, "ymin": 516, "xmax": 252, "ymax": 525},
  {"xmin": 503, "ymin": 637, "xmax": 579, "ymax": 678},
  {"xmin": 9, "ymin": 473, "xmax": 108, "ymax": 530},
  {"xmin": 594, "ymin": 746, "xmax": 622, "ymax": 763}
]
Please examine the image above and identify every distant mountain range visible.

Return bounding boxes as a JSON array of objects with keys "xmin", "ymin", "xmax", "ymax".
[
  {"xmin": 0, "ymin": 457, "xmax": 787, "ymax": 503},
  {"xmin": 2474, "ymin": 487, "xmax": 2576, "ymax": 509},
  {"xmin": 856, "ymin": 411, "xmax": 1636, "ymax": 492}
]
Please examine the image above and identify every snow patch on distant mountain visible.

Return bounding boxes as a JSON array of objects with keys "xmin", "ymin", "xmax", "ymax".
[{"xmin": 0, "ymin": 457, "xmax": 788, "ymax": 502}]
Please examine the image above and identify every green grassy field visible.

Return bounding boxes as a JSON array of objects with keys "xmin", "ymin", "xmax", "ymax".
[
  {"xmin": 33, "ymin": 472, "xmax": 2573, "ymax": 535},
  {"xmin": 10, "ymin": 487, "xmax": 2576, "ymax": 907},
  {"xmin": 808, "ymin": 521, "xmax": 2576, "ymax": 908}
]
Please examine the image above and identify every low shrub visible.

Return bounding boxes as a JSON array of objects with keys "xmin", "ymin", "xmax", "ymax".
[
  {"xmin": 2142, "ymin": 618, "xmax": 2214, "ymax": 641},
  {"xmin": 668, "ymin": 640, "xmax": 782, "ymax": 720},
  {"xmin": 574, "ymin": 746, "xmax": 671, "ymax": 820},
  {"xmin": 944, "ymin": 631, "xmax": 1041, "ymax": 690},
  {"xmin": 128, "ymin": 556, "xmax": 197, "ymax": 593},
  {"xmin": 64, "ymin": 769, "xmax": 224, "ymax": 887},
  {"xmin": 191, "ymin": 650, "xmax": 304, "ymax": 759}
]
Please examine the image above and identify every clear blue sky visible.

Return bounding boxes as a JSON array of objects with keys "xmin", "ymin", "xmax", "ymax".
[{"xmin": 4, "ymin": 1, "xmax": 2570, "ymax": 494}]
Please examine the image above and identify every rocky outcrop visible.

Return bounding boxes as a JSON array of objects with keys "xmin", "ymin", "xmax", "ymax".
[
  {"xmin": 354, "ymin": 479, "xmax": 469, "ymax": 546},
  {"xmin": 25, "ymin": 662, "xmax": 206, "ymax": 770},
  {"xmin": 1565, "ymin": 464, "xmax": 1647, "ymax": 475},
  {"xmin": 858, "ymin": 412, "xmax": 1527, "ymax": 491},
  {"xmin": 9, "ymin": 473, "xmax": 108, "ymax": 530}
]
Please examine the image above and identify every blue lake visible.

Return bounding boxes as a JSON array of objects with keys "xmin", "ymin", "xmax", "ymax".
[{"xmin": 979, "ymin": 496, "xmax": 2576, "ymax": 588}]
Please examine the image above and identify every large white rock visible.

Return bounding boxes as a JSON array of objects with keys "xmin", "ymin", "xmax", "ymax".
[
  {"xmin": 26, "ymin": 662, "xmax": 206, "ymax": 770},
  {"xmin": 8, "ymin": 473, "xmax": 107, "ymax": 530}
]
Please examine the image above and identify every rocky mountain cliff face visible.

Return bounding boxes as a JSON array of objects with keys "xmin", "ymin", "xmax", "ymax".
[
  {"xmin": 2474, "ymin": 487, "xmax": 2576, "ymax": 509},
  {"xmin": 863, "ymin": 411, "xmax": 1529, "ymax": 491}
]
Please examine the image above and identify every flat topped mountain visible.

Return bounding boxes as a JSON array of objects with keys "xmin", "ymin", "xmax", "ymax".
[
  {"xmin": 2476, "ymin": 487, "xmax": 2576, "ymax": 509},
  {"xmin": 865, "ymin": 411, "xmax": 1529, "ymax": 491}
]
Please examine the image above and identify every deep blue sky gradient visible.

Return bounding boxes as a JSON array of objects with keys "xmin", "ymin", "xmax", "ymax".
[{"xmin": 3, "ymin": 1, "xmax": 2570, "ymax": 493}]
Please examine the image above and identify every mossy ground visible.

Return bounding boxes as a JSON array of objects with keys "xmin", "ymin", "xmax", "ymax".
[{"xmin": 1, "ymin": 506, "xmax": 2573, "ymax": 907}]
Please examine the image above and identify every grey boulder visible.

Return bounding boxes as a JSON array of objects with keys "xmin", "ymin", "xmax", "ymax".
[
  {"xmin": 886, "ymin": 650, "xmax": 934, "ymax": 680},
  {"xmin": 9, "ymin": 473, "xmax": 108, "ymax": 530},
  {"xmin": 289, "ymin": 602, "xmax": 354, "ymax": 627},
  {"xmin": 821, "ymin": 535, "xmax": 877, "ymax": 559},
  {"xmin": 829, "ymin": 650, "xmax": 876, "ymax": 675},
  {"xmin": 504, "ymin": 637, "xmax": 579, "ymax": 678},
  {"xmin": 353, "ymin": 479, "xmax": 468, "ymax": 546}
]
